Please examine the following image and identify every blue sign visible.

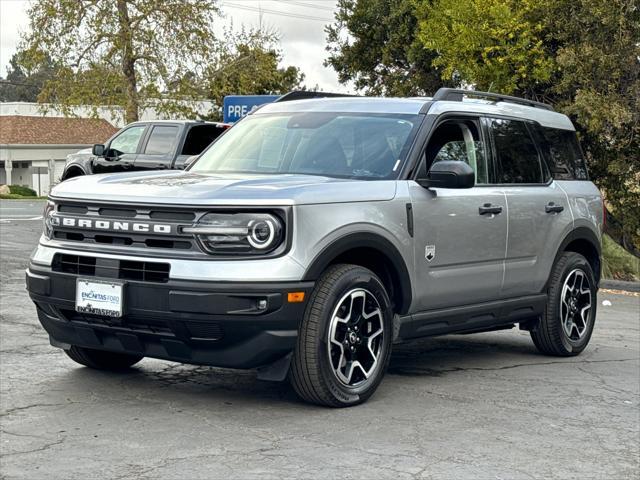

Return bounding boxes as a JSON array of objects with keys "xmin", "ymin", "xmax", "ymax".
[{"xmin": 223, "ymin": 95, "xmax": 280, "ymax": 123}]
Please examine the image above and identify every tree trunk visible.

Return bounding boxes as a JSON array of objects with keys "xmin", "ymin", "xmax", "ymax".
[{"xmin": 116, "ymin": 0, "xmax": 138, "ymax": 123}]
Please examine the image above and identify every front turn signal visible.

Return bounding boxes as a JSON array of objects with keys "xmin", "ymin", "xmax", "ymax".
[{"xmin": 287, "ymin": 292, "xmax": 305, "ymax": 303}]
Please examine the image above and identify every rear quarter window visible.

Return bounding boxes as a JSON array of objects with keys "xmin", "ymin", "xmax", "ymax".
[{"xmin": 539, "ymin": 127, "xmax": 588, "ymax": 180}]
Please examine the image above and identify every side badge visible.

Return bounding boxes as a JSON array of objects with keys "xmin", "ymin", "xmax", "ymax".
[{"xmin": 425, "ymin": 245, "xmax": 436, "ymax": 262}]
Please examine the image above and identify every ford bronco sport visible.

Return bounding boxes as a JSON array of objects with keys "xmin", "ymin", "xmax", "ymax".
[{"xmin": 26, "ymin": 89, "xmax": 603, "ymax": 407}]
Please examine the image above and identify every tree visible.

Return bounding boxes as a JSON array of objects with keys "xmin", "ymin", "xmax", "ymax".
[
  {"xmin": 326, "ymin": 0, "xmax": 639, "ymax": 250},
  {"xmin": 415, "ymin": 0, "xmax": 555, "ymax": 99},
  {"xmin": 205, "ymin": 29, "xmax": 304, "ymax": 119},
  {"xmin": 0, "ymin": 52, "xmax": 57, "ymax": 102},
  {"xmin": 414, "ymin": 0, "xmax": 639, "ymax": 250},
  {"xmin": 19, "ymin": 0, "xmax": 221, "ymax": 123},
  {"xmin": 325, "ymin": 0, "xmax": 447, "ymax": 96}
]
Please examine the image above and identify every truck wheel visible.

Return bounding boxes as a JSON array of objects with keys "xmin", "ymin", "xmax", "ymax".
[
  {"xmin": 290, "ymin": 264, "xmax": 393, "ymax": 407},
  {"xmin": 531, "ymin": 252, "xmax": 597, "ymax": 356},
  {"xmin": 65, "ymin": 345, "xmax": 143, "ymax": 370}
]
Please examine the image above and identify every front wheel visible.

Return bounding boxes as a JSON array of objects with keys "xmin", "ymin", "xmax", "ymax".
[
  {"xmin": 531, "ymin": 252, "xmax": 597, "ymax": 356},
  {"xmin": 289, "ymin": 264, "xmax": 393, "ymax": 407}
]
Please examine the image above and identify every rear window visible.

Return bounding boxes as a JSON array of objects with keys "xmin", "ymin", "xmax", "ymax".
[
  {"xmin": 144, "ymin": 125, "xmax": 179, "ymax": 155},
  {"xmin": 490, "ymin": 118, "xmax": 547, "ymax": 184},
  {"xmin": 540, "ymin": 127, "xmax": 588, "ymax": 180},
  {"xmin": 182, "ymin": 124, "xmax": 227, "ymax": 156}
]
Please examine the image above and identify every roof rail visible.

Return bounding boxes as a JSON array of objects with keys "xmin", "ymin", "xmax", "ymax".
[
  {"xmin": 275, "ymin": 90, "xmax": 357, "ymax": 103},
  {"xmin": 432, "ymin": 88, "xmax": 554, "ymax": 111}
]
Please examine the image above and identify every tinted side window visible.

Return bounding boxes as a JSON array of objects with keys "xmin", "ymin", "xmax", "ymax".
[
  {"xmin": 491, "ymin": 119, "xmax": 545, "ymax": 184},
  {"xmin": 181, "ymin": 125, "xmax": 226, "ymax": 155},
  {"xmin": 540, "ymin": 127, "xmax": 588, "ymax": 180},
  {"xmin": 144, "ymin": 125, "xmax": 179, "ymax": 155},
  {"xmin": 110, "ymin": 125, "xmax": 146, "ymax": 154}
]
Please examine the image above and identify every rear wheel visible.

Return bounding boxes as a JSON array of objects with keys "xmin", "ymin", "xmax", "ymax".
[
  {"xmin": 290, "ymin": 264, "xmax": 393, "ymax": 407},
  {"xmin": 65, "ymin": 345, "xmax": 143, "ymax": 370},
  {"xmin": 531, "ymin": 252, "xmax": 597, "ymax": 356}
]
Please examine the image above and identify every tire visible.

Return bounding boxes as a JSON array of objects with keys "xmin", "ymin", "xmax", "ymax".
[
  {"xmin": 290, "ymin": 264, "xmax": 393, "ymax": 407},
  {"xmin": 531, "ymin": 252, "xmax": 597, "ymax": 356},
  {"xmin": 65, "ymin": 345, "xmax": 143, "ymax": 370}
]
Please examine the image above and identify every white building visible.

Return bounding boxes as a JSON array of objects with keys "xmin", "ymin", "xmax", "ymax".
[
  {"xmin": 0, "ymin": 115, "xmax": 118, "ymax": 195},
  {"xmin": 0, "ymin": 100, "xmax": 217, "ymax": 195}
]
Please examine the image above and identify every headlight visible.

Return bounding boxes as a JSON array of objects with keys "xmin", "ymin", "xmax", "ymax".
[
  {"xmin": 183, "ymin": 212, "xmax": 284, "ymax": 255},
  {"xmin": 42, "ymin": 201, "xmax": 55, "ymax": 239}
]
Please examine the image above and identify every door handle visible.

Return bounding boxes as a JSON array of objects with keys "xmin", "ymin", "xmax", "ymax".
[
  {"xmin": 545, "ymin": 202, "xmax": 564, "ymax": 214},
  {"xmin": 479, "ymin": 203, "xmax": 503, "ymax": 215}
]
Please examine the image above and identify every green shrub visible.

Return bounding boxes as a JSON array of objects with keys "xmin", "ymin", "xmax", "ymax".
[
  {"xmin": 8, "ymin": 185, "xmax": 37, "ymax": 197},
  {"xmin": 602, "ymin": 234, "xmax": 640, "ymax": 281}
]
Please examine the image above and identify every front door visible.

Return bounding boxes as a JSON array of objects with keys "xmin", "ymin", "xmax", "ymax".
[
  {"xmin": 409, "ymin": 117, "xmax": 507, "ymax": 311},
  {"xmin": 93, "ymin": 124, "xmax": 147, "ymax": 174}
]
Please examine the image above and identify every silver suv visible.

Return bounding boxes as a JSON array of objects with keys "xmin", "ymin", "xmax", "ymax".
[{"xmin": 26, "ymin": 89, "xmax": 603, "ymax": 407}]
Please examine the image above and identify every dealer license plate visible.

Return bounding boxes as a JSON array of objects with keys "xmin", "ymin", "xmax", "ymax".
[{"xmin": 75, "ymin": 279, "xmax": 124, "ymax": 317}]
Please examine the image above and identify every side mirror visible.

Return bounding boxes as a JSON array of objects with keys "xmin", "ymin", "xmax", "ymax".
[
  {"xmin": 417, "ymin": 160, "xmax": 475, "ymax": 189},
  {"xmin": 92, "ymin": 144, "xmax": 105, "ymax": 156}
]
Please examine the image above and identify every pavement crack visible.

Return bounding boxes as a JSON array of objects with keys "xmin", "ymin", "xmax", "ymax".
[{"xmin": 389, "ymin": 357, "xmax": 638, "ymax": 376}]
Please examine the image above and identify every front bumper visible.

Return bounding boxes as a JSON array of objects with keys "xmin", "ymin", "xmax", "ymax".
[{"xmin": 26, "ymin": 265, "xmax": 313, "ymax": 369}]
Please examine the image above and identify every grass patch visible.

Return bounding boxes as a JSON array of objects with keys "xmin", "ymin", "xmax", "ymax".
[
  {"xmin": 0, "ymin": 194, "xmax": 47, "ymax": 200},
  {"xmin": 602, "ymin": 234, "xmax": 640, "ymax": 281},
  {"xmin": 8, "ymin": 185, "xmax": 37, "ymax": 196}
]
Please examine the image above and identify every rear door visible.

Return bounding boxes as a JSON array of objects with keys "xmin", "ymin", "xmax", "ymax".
[
  {"xmin": 135, "ymin": 123, "xmax": 181, "ymax": 171},
  {"xmin": 487, "ymin": 117, "xmax": 571, "ymax": 297},
  {"xmin": 409, "ymin": 116, "xmax": 507, "ymax": 311}
]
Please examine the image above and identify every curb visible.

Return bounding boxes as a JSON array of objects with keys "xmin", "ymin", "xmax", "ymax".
[{"xmin": 600, "ymin": 279, "xmax": 640, "ymax": 292}]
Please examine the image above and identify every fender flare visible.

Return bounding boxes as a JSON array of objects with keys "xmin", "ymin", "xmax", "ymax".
[
  {"xmin": 549, "ymin": 226, "xmax": 602, "ymax": 286},
  {"xmin": 62, "ymin": 163, "xmax": 89, "ymax": 180},
  {"xmin": 302, "ymin": 232, "xmax": 413, "ymax": 314}
]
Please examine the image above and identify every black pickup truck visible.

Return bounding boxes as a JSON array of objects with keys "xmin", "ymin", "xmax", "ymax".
[{"xmin": 62, "ymin": 120, "xmax": 229, "ymax": 180}]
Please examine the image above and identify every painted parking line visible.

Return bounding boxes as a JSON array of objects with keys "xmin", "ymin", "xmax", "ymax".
[{"xmin": 0, "ymin": 216, "xmax": 43, "ymax": 222}]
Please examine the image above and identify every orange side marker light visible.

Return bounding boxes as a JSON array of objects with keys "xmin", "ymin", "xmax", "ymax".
[{"xmin": 287, "ymin": 292, "xmax": 305, "ymax": 303}]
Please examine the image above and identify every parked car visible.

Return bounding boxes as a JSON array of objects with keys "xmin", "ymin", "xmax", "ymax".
[
  {"xmin": 27, "ymin": 89, "xmax": 602, "ymax": 407},
  {"xmin": 62, "ymin": 120, "xmax": 230, "ymax": 180}
]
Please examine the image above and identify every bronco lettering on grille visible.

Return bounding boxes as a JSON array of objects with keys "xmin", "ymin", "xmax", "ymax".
[{"xmin": 51, "ymin": 216, "xmax": 173, "ymax": 234}]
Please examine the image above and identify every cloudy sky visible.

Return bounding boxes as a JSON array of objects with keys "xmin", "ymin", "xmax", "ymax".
[{"xmin": 0, "ymin": 0, "xmax": 353, "ymax": 93}]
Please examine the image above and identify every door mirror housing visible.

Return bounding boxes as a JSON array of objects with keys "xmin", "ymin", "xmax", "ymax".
[
  {"xmin": 417, "ymin": 160, "xmax": 475, "ymax": 189},
  {"xmin": 92, "ymin": 144, "xmax": 106, "ymax": 157}
]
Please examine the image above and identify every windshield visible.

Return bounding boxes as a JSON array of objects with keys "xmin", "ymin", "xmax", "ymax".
[{"xmin": 191, "ymin": 112, "xmax": 422, "ymax": 179}]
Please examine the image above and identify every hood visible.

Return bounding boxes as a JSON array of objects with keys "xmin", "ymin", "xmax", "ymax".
[{"xmin": 50, "ymin": 170, "xmax": 398, "ymax": 206}]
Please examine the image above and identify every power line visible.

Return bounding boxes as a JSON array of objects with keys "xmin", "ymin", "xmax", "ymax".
[
  {"xmin": 223, "ymin": 2, "xmax": 333, "ymax": 22},
  {"xmin": 271, "ymin": 0, "xmax": 336, "ymax": 12}
]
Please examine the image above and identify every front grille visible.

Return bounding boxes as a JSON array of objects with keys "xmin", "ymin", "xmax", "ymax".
[
  {"xmin": 58, "ymin": 309, "xmax": 224, "ymax": 340},
  {"xmin": 184, "ymin": 321, "xmax": 224, "ymax": 340},
  {"xmin": 60, "ymin": 309, "xmax": 172, "ymax": 334},
  {"xmin": 51, "ymin": 202, "xmax": 200, "ymax": 254},
  {"xmin": 52, "ymin": 253, "xmax": 170, "ymax": 283},
  {"xmin": 52, "ymin": 254, "xmax": 96, "ymax": 275},
  {"xmin": 119, "ymin": 260, "xmax": 170, "ymax": 283}
]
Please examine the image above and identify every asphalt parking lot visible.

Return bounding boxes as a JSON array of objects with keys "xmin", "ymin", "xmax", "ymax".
[{"xmin": 1, "ymin": 198, "xmax": 639, "ymax": 479}]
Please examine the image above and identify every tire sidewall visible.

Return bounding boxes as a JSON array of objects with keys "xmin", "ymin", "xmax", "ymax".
[
  {"xmin": 551, "ymin": 255, "xmax": 597, "ymax": 354},
  {"xmin": 314, "ymin": 268, "xmax": 393, "ymax": 405}
]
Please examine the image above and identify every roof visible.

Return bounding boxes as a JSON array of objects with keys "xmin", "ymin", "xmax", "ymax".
[
  {"xmin": 0, "ymin": 116, "xmax": 119, "ymax": 145},
  {"xmin": 257, "ymin": 96, "xmax": 575, "ymax": 130},
  {"xmin": 126, "ymin": 120, "xmax": 229, "ymax": 127}
]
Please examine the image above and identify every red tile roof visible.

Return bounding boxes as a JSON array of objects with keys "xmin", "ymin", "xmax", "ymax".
[{"xmin": 0, "ymin": 115, "xmax": 119, "ymax": 145}]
